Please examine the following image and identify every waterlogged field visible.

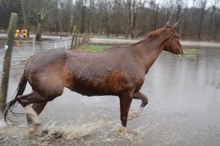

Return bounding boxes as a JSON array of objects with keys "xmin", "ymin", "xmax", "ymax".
[{"xmin": 0, "ymin": 39, "xmax": 220, "ymax": 146}]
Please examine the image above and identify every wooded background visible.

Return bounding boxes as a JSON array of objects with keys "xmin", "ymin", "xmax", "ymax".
[{"xmin": 0, "ymin": 0, "xmax": 220, "ymax": 40}]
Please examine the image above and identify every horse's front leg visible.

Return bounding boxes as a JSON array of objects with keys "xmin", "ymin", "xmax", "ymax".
[
  {"xmin": 128, "ymin": 92, "xmax": 148, "ymax": 121},
  {"xmin": 118, "ymin": 95, "xmax": 133, "ymax": 136}
]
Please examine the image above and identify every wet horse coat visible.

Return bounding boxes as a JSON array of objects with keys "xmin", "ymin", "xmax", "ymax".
[{"xmin": 4, "ymin": 23, "xmax": 184, "ymax": 135}]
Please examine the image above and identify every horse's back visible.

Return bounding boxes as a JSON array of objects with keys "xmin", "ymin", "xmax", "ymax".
[{"xmin": 26, "ymin": 49, "xmax": 67, "ymax": 72}]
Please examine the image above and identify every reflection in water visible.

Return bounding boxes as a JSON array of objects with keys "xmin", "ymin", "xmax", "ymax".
[{"xmin": 0, "ymin": 41, "xmax": 220, "ymax": 146}]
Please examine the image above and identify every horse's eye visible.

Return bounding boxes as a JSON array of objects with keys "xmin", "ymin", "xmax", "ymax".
[{"xmin": 175, "ymin": 35, "xmax": 180, "ymax": 39}]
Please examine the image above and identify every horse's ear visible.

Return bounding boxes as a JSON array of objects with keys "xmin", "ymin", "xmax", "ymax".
[
  {"xmin": 166, "ymin": 21, "xmax": 171, "ymax": 26},
  {"xmin": 173, "ymin": 21, "xmax": 179, "ymax": 28},
  {"xmin": 164, "ymin": 21, "xmax": 171, "ymax": 28}
]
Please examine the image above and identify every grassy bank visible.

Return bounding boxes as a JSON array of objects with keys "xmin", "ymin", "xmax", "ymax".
[{"xmin": 79, "ymin": 44, "xmax": 111, "ymax": 52}]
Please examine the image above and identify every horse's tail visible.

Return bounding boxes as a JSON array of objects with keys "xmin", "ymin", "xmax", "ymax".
[{"xmin": 3, "ymin": 72, "xmax": 27, "ymax": 123}]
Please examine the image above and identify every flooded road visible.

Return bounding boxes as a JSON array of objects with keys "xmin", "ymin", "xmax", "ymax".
[{"xmin": 0, "ymin": 39, "xmax": 220, "ymax": 146}]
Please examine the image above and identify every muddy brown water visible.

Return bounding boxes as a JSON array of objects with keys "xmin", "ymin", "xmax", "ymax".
[{"xmin": 0, "ymin": 39, "xmax": 220, "ymax": 146}]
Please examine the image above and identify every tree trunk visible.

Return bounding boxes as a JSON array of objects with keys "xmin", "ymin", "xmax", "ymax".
[
  {"xmin": 27, "ymin": 0, "xmax": 33, "ymax": 38},
  {"xmin": 208, "ymin": 6, "xmax": 216, "ymax": 39},
  {"xmin": 125, "ymin": 0, "xmax": 131, "ymax": 39},
  {"xmin": 175, "ymin": 4, "xmax": 181, "ymax": 32},
  {"xmin": 0, "ymin": 13, "xmax": 18, "ymax": 109},
  {"xmin": 153, "ymin": 7, "xmax": 159, "ymax": 30},
  {"xmin": 130, "ymin": 0, "xmax": 136, "ymax": 39},
  {"xmin": 81, "ymin": 5, "xmax": 86, "ymax": 33},
  {"xmin": 197, "ymin": 1, "xmax": 206, "ymax": 39},
  {"xmin": 35, "ymin": 22, "xmax": 42, "ymax": 41}
]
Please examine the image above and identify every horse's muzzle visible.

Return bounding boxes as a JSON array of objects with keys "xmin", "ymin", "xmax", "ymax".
[{"xmin": 178, "ymin": 49, "xmax": 185, "ymax": 57}]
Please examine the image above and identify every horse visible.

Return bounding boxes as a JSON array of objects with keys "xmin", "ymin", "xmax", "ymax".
[{"xmin": 3, "ymin": 22, "xmax": 184, "ymax": 135}]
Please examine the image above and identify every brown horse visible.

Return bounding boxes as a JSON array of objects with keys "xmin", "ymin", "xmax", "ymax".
[{"xmin": 3, "ymin": 22, "xmax": 184, "ymax": 135}]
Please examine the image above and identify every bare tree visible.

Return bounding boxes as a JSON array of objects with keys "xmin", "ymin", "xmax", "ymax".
[
  {"xmin": 30, "ymin": 0, "xmax": 56, "ymax": 41},
  {"xmin": 1, "ymin": 0, "xmax": 220, "ymax": 40},
  {"xmin": 21, "ymin": 0, "xmax": 33, "ymax": 37}
]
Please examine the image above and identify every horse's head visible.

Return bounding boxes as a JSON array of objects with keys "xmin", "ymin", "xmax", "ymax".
[{"xmin": 163, "ymin": 22, "xmax": 184, "ymax": 56}]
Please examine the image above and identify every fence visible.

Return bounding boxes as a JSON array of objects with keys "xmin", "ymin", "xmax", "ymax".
[{"xmin": 70, "ymin": 28, "xmax": 90, "ymax": 49}]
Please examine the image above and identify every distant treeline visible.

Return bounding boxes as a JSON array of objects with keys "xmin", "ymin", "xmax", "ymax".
[{"xmin": 0, "ymin": 0, "xmax": 220, "ymax": 40}]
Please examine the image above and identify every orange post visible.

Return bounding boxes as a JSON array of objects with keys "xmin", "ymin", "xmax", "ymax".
[
  {"xmin": 21, "ymin": 29, "xmax": 27, "ymax": 38},
  {"xmin": 15, "ymin": 29, "xmax": 20, "ymax": 38}
]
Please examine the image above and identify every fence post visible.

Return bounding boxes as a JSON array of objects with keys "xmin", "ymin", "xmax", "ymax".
[
  {"xmin": 74, "ymin": 30, "xmax": 79, "ymax": 49},
  {"xmin": 71, "ymin": 26, "xmax": 76, "ymax": 49},
  {"xmin": 32, "ymin": 37, "xmax": 35, "ymax": 54},
  {"xmin": 0, "ymin": 13, "xmax": 18, "ymax": 108},
  {"xmin": 77, "ymin": 33, "xmax": 81, "ymax": 48}
]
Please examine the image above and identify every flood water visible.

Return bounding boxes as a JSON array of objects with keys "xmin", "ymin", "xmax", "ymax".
[{"xmin": 0, "ymin": 39, "xmax": 220, "ymax": 146}]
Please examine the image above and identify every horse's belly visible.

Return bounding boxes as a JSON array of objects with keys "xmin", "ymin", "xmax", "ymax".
[
  {"xmin": 68, "ymin": 77, "xmax": 133, "ymax": 96},
  {"xmin": 67, "ymin": 67, "xmax": 141, "ymax": 96},
  {"xmin": 69, "ymin": 83, "xmax": 116, "ymax": 96}
]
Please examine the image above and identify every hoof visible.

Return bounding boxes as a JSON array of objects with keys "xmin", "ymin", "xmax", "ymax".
[
  {"xmin": 117, "ymin": 126, "xmax": 128, "ymax": 136},
  {"xmin": 28, "ymin": 123, "xmax": 41, "ymax": 136},
  {"xmin": 127, "ymin": 112, "xmax": 139, "ymax": 121},
  {"xmin": 128, "ymin": 107, "xmax": 143, "ymax": 121}
]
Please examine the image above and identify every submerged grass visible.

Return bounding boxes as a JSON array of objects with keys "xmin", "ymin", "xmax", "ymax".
[{"xmin": 184, "ymin": 47, "xmax": 200, "ymax": 58}]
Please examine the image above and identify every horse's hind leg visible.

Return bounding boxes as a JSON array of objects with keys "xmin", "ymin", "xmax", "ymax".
[
  {"xmin": 128, "ymin": 92, "xmax": 148, "ymax": 121},
  {"xmin": 17, "ymin": 92, "xmax": 42, "ymax": 124},
  {"xmin": 24, "ymin": 105, "xmax": 41, "ymax": 134},
  {"xmin": 26, "ymin": 102, "xmax": 47, "ymax": 125},
  {"xmin": 17, "ymin": 91, "xmax": 59, "ymax": 134}
]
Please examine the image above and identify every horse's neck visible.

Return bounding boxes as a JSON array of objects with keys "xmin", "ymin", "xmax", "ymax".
[{"xmin": 132, "ymin": 36, "xmax": 168, "ymax": 73}]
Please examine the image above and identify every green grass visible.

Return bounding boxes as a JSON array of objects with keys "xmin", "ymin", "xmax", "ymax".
[
  {"xmin": 184, "ymin": 47, "xmax": 200, "ymax": 58},
  {"xmin": 79, "ymin": 44, "xmax": 111, "ymax": 52}
]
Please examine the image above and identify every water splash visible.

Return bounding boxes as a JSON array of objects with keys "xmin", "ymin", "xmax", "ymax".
[
  {"xmin": 0, "ymin": 119, "xmax": 7, "ymax": 129},
  {"xmin": 37, "ymin": 118, "xmax": 111, "ymax": 144}
]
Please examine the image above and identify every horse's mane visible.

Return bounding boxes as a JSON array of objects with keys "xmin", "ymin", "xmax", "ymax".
[
  {"xmin": 147, "ymin": 25, "xmax": 172, "ymax": 39},
  {"xmin": 131, "ymin": 25, "xmax": 173, "ymax": 46}
]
